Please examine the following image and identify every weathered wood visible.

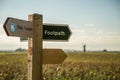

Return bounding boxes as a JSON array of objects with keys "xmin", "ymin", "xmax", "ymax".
[
  {"xmin": 3, "ymin": 17, "xmax": 32, "ymax": 37},
  {"xmin": 30, "ymin": 14, "xmax": 43, "ymax": 80},
  {"xmin": 28, "ymin": 38, "xmax": 32, "ymax": 80},
  {"xmin": 28, "ymin": 14, "xmax": 33, "ymax": 80},
  {"xmin": 43, "ymin": 49, "xmax": 67, "ymax": 64}
]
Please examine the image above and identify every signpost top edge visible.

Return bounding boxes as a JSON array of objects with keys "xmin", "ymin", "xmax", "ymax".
[
  {"xmin": 43, "ymin": 23, "xmax": 68, "ymax": 27},
  {"xmin": 5, "ymin": 17, "xmax": 32, "ymax": 24}
]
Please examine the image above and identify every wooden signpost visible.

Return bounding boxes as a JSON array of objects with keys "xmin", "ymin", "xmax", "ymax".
[{"xmin": 3, "ymin": 13, "xmax": 72, "ymax": 80}]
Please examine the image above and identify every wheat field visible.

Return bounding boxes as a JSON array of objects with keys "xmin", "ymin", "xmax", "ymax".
[{"xmin": 0, "ymin": 51, "xmax": 120, "ymax": 80}]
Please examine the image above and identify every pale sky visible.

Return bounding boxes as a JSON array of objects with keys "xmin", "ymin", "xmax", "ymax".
[{"xmin": 0, "ymin": 0, "xmax": 120, "ymax": 51}]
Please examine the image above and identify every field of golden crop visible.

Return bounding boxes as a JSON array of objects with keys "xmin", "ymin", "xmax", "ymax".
[{"xmin": 0, "ymin": 51, "xmax": 120, "ymax": 80}]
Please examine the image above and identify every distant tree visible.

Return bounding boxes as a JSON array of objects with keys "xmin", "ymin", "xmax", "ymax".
[
  {"xmin": 15, "ymin": 48, "xmax": 27, "ymax": 52},
  {"xmin": 103, "ymin": 49, "xmax": 107, "ymax": 52}
]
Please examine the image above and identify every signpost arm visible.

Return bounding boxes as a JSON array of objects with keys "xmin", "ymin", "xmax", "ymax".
[{"xmin": 30, "ymin": 14, "xmax": 43, "ymax": 80}]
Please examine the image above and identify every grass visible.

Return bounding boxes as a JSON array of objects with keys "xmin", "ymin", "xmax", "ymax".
[
  {"xmin": 0, "ymin": 52, "xmax": 27, "ymax": 64},
  {"xmin": 66, "ymin": 52, "xmax": 120, "ymax": 63},
  {"xmin": 0, "ymin": 52, "xmax": 27, "ymax": 80},
  {"xmin": 0, "ymin": 51, "xmax": 120, "ymax": 80}
]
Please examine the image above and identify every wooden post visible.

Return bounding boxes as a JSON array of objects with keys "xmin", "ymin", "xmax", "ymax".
[
  {"xmin": 28, "ymin": 38, "xmax": 32, "ymax": 80},
  {"xmin": 28, "ymin": 15, "xmax": 33, "ymax": 80},
  {"xmin": 29, "ymin": 14, "xmax": 43, "ymax": 80}
]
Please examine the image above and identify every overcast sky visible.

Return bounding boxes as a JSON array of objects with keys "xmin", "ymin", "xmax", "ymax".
[{"xmin": 0, "ymin": 0, "xmax": 120, "ymax": 51}]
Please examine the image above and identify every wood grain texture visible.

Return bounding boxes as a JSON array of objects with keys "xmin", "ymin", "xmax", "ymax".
[
  {"xmin": 43, "ymin": 49, "xmax": 67, "ymax": 64},
  {"xmin": 32, "ymin": 14, "xmax": 43, "ymax": 80},
  {"xmin": 3, "ymin": 17, "xmax": 32, "ymax": 37}
]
